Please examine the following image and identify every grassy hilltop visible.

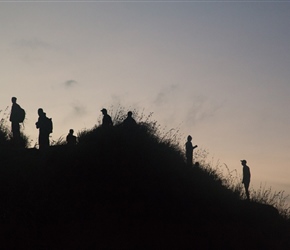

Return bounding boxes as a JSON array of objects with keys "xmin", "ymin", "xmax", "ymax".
[{"xmin": 0, "ymin": 113, "xmax": 290, "ymax": 249}]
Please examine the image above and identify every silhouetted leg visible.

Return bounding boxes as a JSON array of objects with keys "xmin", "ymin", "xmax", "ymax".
[
  {"xmin": 39, "ymin": 133, "xmax": 43, "ymax": 150},
  {"xmin": 11, "ymin": 122, "xmax": 20, "ymax": 146},
  {"xmin": 186, "ymin": 153, "xmax": 193, "ymax": 166},
  {"xmin": 244, "ymin": 182, "xmax": 250, "ymax": 200},
  {"xmin": 39, "ymin": 132, "xmax": 49, "ymax": 150}
]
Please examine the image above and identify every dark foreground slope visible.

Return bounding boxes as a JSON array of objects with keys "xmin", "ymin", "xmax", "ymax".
[{"xmin": 0, "ymin": 124, "xmax": 289, "ymax": 249}]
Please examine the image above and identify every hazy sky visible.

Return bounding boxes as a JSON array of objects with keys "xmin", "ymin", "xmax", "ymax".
[{"xmin": 1, "ymin": 1, "xmax": 290, "ymax": 199}]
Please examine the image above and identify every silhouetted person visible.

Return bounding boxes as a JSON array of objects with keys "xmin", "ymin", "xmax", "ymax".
[
  {"xmin": 66, "ymin": 129, "xmax": 77, "ymax": 146},
  {"xmin": 185, "ymin": 135, "xmax": 198, "ymax": 166},
  {"xmin": 101, "ymin": 108, "xmax": 113, "ymax": 128},
  {"xmin": 123, "ymin": 111, "xmax": 137, "ymax": 128},
  {"xmin": 36, "ymin": 108, "xmax": 52, "ymax": 150},
  {"xmin": 241, "ymin": 160, "xmax": 251, "ymax": 200},
  {"xmin": 9, "ymin": 97, "xmax": 23, "ymax": 142}
]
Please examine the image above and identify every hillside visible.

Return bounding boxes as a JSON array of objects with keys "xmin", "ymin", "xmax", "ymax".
[{"xmin": 0, "ymin": 122, "xmax": 290, "ymax": 249}]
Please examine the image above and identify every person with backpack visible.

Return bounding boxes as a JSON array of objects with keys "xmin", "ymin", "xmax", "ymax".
[
  {"xmin": 36, "ymin": 108, "xmax": 53, "ymax": 150},
  {"xmin": 9, "ymin": 97, "xmax": 25, "ymax": 142}
]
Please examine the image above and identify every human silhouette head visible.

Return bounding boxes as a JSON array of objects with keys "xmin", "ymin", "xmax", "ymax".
[
  {"xmin": 187, "ymin": 135, "xmax": 192, "ymax": 142},
  {"xmin": 69, "ymin": 129, "xmax": 74, "ymax": 134},
  {"xmin": 101, "ymin": 108, "xmax": 107, "ymax": 115},
  {"xmin": 127, "ymin": 111, "xmax": 133, "ymax": 117},
  {"xmin": 241, "ymin": 160, "xmax": 247, "ymax": 165},
  {"xmin": 38, "ymin": 108, "xmax": 45, "ymax": 116},
  {"xmin": 11, "ymin": 97, "xmax": 17, "ymax": 104}
]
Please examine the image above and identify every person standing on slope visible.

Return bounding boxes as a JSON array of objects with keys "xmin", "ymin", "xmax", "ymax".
[
  {"xmin": 36, "ymin": 108, "xmax": 53, "ymax": 150},
  {"xmin": 9, "ymin": 97, "xmax": 23, "ymax": 142},
  {"xmin": 185, "ymin": 135, "xmax": 198, "ymax": 166},
  {"xmin": 241, "ymin": 159, "xmax": 251, "ymax": 200},
  {"xmin": 101, "ymin": 108, "xmax": 113, "ymax": 128}
]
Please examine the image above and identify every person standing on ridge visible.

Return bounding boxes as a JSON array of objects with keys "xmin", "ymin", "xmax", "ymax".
[
  {"xmin": 185, "ymin": 135, "xmax": 198, "ymax": 166},
  {"xmin": 9, "ymin": 97, "xmax": 25, "ymax": 144},
  {"xmin": 101, "ymin": 108, "xmax": 113, "ymax": 128},
  {"xmin": 66, "ymin": 129, "xmax": 77, "ymax": 146},
  {"xmin": 123, "ymin": 111, "xmax": 137, "ymax": 128},
  {"xmin": 241, "ymin": 159, "xmax": 251, "ymax": 200},
  {"xmin": 36, "ymin": 108, "xmax": 53, "ymax": 150}
]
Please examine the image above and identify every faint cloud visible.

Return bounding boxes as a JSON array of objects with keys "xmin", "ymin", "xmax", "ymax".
[
  {"xmin": 110, "ymin": 94, "xmax": 122, "ymax": 106},
  {"xmin": 12, "ymin": 37, "xmax": 58, "ymax": 63},
  {"xmin": 185, "ymin": 96, "xmax": 222, "ymax": 125},
  {"xmin": 71, "ymin": 102, "xmax": 86, "ymax": 116},
  {"xmin": 64, "ymin": 80, "xmax": 78, "ymax": 88},
  {"xmin": 14, "ymin": 38, "xmax": 55, "ymax": 50},
  {"xmin": 154, "ymin": 84, "xmax": 178, "ymax": 106},
  {"xmin": 152, "ymin": 85, "xmax": 222, "ymax": 127},
  {"xmin": 154, "ymin": 92, "xmax": 166, "ymax": 106}
]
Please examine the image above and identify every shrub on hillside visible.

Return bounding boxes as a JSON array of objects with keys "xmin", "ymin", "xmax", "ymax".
[{"xmin": 0, "ymin": 108, "xmax": 30, "ymax": 149}]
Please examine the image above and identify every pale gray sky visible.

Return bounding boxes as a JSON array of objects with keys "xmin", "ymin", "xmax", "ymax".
[{"xmin": 1, "ymin": 1, "xmax": 290, "ymax": 198}]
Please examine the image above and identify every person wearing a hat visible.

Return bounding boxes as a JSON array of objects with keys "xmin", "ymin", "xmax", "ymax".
[
  {"xmin": 241, "ymin": 160, "xmax": 251, "ymax": 200},
  {"xmin": 101, "ymin": 108, "xmax": 113, "ymax": 128}
]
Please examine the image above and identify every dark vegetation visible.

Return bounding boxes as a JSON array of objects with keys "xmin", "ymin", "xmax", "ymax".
[{"xmin": 0, "ymin": 109, "xmax": 290, "ymax": 249}]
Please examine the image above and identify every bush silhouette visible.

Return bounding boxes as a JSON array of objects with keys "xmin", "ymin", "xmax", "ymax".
[{"xmin": 0, "ymin": 116, "xmax": 30, "ymax": 149}]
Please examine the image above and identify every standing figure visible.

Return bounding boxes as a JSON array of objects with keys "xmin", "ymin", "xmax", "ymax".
[
  {"xmin": 241, "ymin": 160, "xmax": 251, "ymax": 200},
  {"xmin": 185, "ymin": 135, "xmax": 198, "ymax": 166},
  {"xmin": 101, "ymin": 108, "xmax": 113, "ymax": 128},
  {"xmin": 9, "ymin": 97, "xmax": 24, "ymax": 141},
  {"xmin": 36, "ymin": 108, "xmax": 53, "ymax": 150},
  {"xmin": 66, "ymin": 129, "xmax": 77, "ymax": 146},
  {"xmin": 123, "ymin": 111, "xmax": 137, "ymax": 128}
]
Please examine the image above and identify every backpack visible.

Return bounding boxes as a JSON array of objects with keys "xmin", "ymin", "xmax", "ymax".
[
  {"xmin": 45, "ymin": 117, "xmax": 53, "ymax": 134},
  {"xmin": 18, "ymin": 108, "xmax": 26, "ymax": 123}
]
